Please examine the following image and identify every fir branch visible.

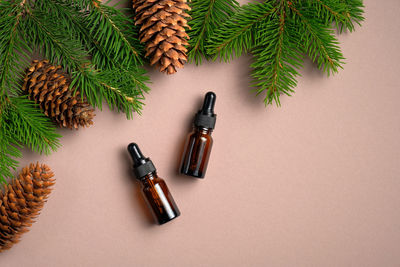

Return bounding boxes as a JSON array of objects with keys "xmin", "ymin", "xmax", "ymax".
[
  {"xmin": 207, "ymin": 2, "xmax": 276, "ymax": 61},
  {"xmin": 86, "ymin": 1, "xmax": 143, "ymax": 68},
  {"xmin": 340, "ymin": 0, "xmax": 364, "ymax": 31},
  {"xmin": 23, "ymin": 8, "xmax": 90, "ymax": 73},
  {"xmin": 33, "ymin": 0, "xmax": 89, "ymax": 44},
  {"xmin": 299, "ymin": 0, "xmax": 348, "ymax": 30},
  {"xmin": 82, "ymin": 1, "xmax": 149, "ymax": 116},
  {"xmin": 187, "ymin": 0, "xmax": 239, "ymax": 64},
  {"xmin": 0, "ymin": 127, "xmax": 21, "ymax": 184},
  {"xmin": 0, "ymin": 98, "xmax": 21, "ymax": 184},
  {"xmin": 299, "ymin": 0, "xmax": 364, "ymax": 33},
  {"xmin": 0, "ymin": 0, "xmax": 31, "ymax": 96},
  {"xmin": 73, "ymin": 66, "xmax": 149, "ymax": 118},
  {"xmin": 4, "ymin": 96, "xmax": 61, "ymax": 155},
  {"xmin": 251, "ymin": 2, "xmax": 303, "ymax": 105},
  {"xmin": 289, "ymin": 1, "xmax": 344, "ymax": 74}
]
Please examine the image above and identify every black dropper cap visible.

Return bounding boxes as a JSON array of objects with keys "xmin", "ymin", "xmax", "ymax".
[
  {"xmin": 127, "ymin": 143, "xmax": 156, "ymax": 179},
  {"xmin": 194, "ymin": 91, "xmax": 217, "ymax": 129}
]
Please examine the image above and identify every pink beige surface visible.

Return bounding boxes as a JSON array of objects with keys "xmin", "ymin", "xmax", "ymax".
[{"xmin": 2, "ymin": 0, "xmax": 400, "ymax": 266}]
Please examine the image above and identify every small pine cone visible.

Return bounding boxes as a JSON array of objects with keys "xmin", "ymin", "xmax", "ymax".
[
  {"xmin": 0, "ymin": 163, "xmax": 55, "ymax": 252},
  {"xmin": 22, "ymin": 60, "xmax": 95, "ymax": 129},
  {"xmin": 133, "ymin": 0, "xmax": 191, "ymax": 74}
]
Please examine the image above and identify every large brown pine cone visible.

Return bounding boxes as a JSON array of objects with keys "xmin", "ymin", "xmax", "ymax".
[
  {"xmin": 133, "ymin": 0, "xmax": 191, "ymax": 74},
  {"xmin": 22, "ymin": 60, "xmax": 95, "ymax": 129},
  {"xmin": 0, "ymin": 163, "xmax": 55, "ymax": 252}
]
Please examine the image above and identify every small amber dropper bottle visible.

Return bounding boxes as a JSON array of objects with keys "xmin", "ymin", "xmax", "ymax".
[
  {"xmin": 128, "ymin": 143, "xmax": 180, "ymax": 225},
  {"xmin": 180, "ymin": 92, "xmax": 217, "ymax": 178}
]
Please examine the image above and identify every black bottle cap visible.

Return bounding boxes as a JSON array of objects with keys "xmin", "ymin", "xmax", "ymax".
[
  {"xmin": 194, "ymin": 92, "xmax": 217, "ymax": 129},
  {"xmin": 127, "ymin": 143, "xmax": 156, "ymax": 179}
]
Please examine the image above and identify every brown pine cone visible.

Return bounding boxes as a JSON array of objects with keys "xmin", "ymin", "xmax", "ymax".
[
  {"xmin": 22, "ymin": 60, "xmax": 95, "ymax": 129},
  {"xmin": 0, "ymin": 163, "xmax": 55, "ymax": 252},
  {"xmin": 133, "ymin": 0, "xmax": 191, "ymax": 74}
]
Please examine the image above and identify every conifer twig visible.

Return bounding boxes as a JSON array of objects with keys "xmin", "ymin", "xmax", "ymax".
[{"xmin": 188, "ymin": 0, "xmax": 239, "ymax": 64}]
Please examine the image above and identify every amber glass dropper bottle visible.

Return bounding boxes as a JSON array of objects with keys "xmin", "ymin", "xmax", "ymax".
[
  {"xmin": 128, "ymin": 143, "xmax": 180, "ymax": 225},
  {"xmin": 180, "ymin": 91, "xmax": 217, "ymax": 178}
]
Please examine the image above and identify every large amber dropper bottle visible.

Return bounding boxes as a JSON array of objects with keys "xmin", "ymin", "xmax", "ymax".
[
  {"xmin": 128, "ymin": 143, "xmax": 180, "ymax": 225},
  {"xmin": 180, "ymin": 92, "xmax": 217, "ymax": 178}
]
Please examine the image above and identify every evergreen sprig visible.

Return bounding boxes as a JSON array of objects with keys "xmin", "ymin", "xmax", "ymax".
[
  {"xmin": 190, "ymin": 0, "xmax": 364, "ymax": 105},
  {"xmin": 0, "ymin": 0, "xmax": 149, "ymax": 183},
  {"xmin": 4, "ymin": 97, "xmax": 61, "ymax": 155},
  {"xmin": 207, "ymin": 2, "xmax": 275, "ymax": 61},
  {"xmin": 187, "ymin": 0, "xmax": 239, "ymax": 64},
  {"xmin": 0, "ymin": 121, "xmax": 21, "ymax": 184},
  {"xmin": 250, "ymin": 6, "xmax": 304, "ymax": 105},
  {"xmin": 0, "ymin": 0, "xmax": 30, "ymax": 97},
  {"xmin": 81, "ymin": 1, "xmax": 149, "ymax": 116}
]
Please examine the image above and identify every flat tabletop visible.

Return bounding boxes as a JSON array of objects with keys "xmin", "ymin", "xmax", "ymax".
[{"xmin": 2, "ymin": 0, "xmax": 400, "ymax": 266}]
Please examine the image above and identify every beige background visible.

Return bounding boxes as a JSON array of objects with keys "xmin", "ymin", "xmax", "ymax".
[{"xmin": 2, "ymin": 0, "xmax": 400, "ymax": 266}]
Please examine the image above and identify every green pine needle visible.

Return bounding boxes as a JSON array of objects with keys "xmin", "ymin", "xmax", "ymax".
[
  {"xmin": 4, "ymin": 97, "xmax": 61, "ymax": 155},
  {"xmin": 85, "ymin": 2, "xmax": 143, "ymax": 68},
  {"xmin": 81, "ymin": 1, "xmax": 150, "ymax": 117},
  {"xmin": 207, "ymin": 1, "xmax": 276, "ymax": 62},
  {"xmin": 250, "ymin": 6, "xmax": 303, "ymax": 106},
  {"xmin": 290, "ymin": 2, "xmax": 344, "ymax": 75},
  {"xmin": 0, "ymin": 0, "xmax": 31, "ymax": 97},
  {"xmin": 0, "ymin": 123, "xmax": 21, "ymax": 184},
  {"xmin": 188, "ymin": 0, "xmax": 240, "ymax": 64}
]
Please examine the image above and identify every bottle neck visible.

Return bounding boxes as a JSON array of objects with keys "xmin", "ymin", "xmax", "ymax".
[
  {"xmin": 194, "ymin": 126, "xmax": 213, "ymax": 135},
  {"xmin": 140, "ymin": 171, "xmax": 158, "ymax": 186},
  {"xmin": 143, "ymin": 172, "xmax": 157, "ymax": 180}
]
